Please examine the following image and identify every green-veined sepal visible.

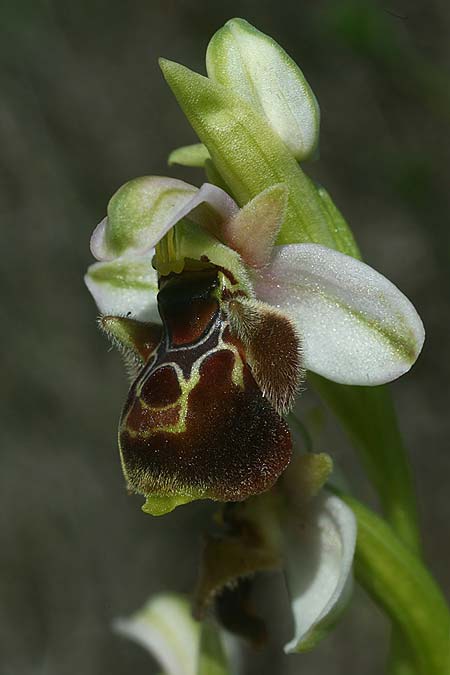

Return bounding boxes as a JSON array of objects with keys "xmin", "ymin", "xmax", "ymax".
[{"xmin": 253, "ymin": 243, "xmax": 425, "ymax": 385}]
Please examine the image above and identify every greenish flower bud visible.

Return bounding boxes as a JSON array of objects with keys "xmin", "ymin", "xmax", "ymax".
[
  {"xmin": 206, "ymin": 18, "xmax": 320, "ymax": 161},
  {"xmin": 168, "ymin": 143, "xmax": 210, "ymax": 167},
  {"xmin": 159, "ymin": 58, "xmax": 334, "ymax": 248}
]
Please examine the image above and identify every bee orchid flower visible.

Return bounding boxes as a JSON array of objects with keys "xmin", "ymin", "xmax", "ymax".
[{"xmin": 85, "ymin": 176, "xmax": 424, "ymax": 517}]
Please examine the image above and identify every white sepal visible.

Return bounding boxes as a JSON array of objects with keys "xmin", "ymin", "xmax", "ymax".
[
  {"xmin": 254, "ymin": 243, "xmax": 425, "ymax": 385},
  {"xmin": 84, "ymin": 251, "xmax": 159, "ymax": 322}
]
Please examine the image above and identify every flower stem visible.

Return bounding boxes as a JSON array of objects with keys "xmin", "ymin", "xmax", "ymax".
[
  {"xmin": 309, "ymin": 376, "xmax": 421, "ymax": 553},
  {"xmin": 342, "ymin": 496, "xmax": 450, "ymax": 675},
  {"xmin": 309, "ymin": 376, "xmax": 422, "ymax": 674}
]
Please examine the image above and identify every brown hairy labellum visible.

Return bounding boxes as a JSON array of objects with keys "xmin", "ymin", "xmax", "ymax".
[{"xmin": 113, "ymin": 264, "xmax": 302, "ymax": 509}]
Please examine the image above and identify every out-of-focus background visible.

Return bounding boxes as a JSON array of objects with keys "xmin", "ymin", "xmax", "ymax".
[{"xmin": 1, "ymin": 1, "xmax": 449, "ymax": 673}]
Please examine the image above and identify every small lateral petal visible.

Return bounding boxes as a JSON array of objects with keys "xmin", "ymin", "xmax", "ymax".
[
  {"xmin": 254, "ymin": 244, "xmax": 425, "ymax": 385},
  {"xmin": 283, "ymin": 493, "xmax": 356, "ymax": 653},
  {"xmin": 220, "ymin": 184, "xmax": 288, "ymax": 267},
  {"xmin": 228, "ymin": 297, "xmax": 304, "ymax": 415},
  {"xmin": 84, "ymin": 253, "xmax": 159, "ymax": 323}
]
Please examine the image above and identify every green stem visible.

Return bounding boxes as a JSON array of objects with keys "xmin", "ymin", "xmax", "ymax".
[
  {"xmin": 309, "ymin": 376, "xmax": 421, "ymax": 554},
  {"xmin": 344, "ymin": 497, "xmax": 450, "ymax": 675},
  {"xmin": 309, "ymin": 376, "xmax": 421, "ymax": 674},
  {"xmin": 197, "ymin": 621, "xmax": 230, "ymax": 675}
]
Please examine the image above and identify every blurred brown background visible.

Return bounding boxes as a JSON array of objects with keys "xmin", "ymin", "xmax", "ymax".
[{"xmin": 1, "ymin": 1, "xmax": 449, "ymax": 673}]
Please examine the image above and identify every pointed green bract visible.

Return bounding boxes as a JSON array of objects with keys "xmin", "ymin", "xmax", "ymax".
[{"xmin": 207, "ymin": 18, "xmax": 320, "ymax": 161}]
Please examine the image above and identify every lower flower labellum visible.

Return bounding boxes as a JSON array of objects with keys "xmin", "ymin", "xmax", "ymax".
[{"xmin": 106, "ymin": 263, "xmax": 302, "ymax": 515}]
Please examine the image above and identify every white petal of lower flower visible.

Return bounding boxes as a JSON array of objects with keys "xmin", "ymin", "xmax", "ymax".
[
  {"xmin": 283, "ymin": 493, "xmax": 356, "ymax": 653},
  {"xmin": 84, "ymin": 252, "xmax": 159, "ymax": 322},
  {"xmin": 253, "ymin": 243, "xmax": 425, "ymax": 385},
  {"xmin": 113, "ymin": 593, "xmax": 200, "ymax": 675}
]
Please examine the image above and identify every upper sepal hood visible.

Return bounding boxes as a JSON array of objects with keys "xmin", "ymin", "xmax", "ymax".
[{"xmin": 90, "ymin": 177, "xmax": 238, "ymax": 262}]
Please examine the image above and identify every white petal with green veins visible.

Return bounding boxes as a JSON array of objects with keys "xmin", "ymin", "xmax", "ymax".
[
  {"xmin": 254, "ymin": 243, "xmax": 425, "ymax": 385},
  {"xmin": 206, "ymin": 18, "xmax": 320, "ymax": 161},
  {"xmin": 283, "ymin": 493, "xmax": 356, "ymax": 653},
  {"xmin": 84, "ymin": 253, "xmax": 159, "ymax": 322}
]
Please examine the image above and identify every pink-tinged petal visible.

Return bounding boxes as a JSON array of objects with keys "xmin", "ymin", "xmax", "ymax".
[
  {"xmin": 254, "ymin": 244, "xmax": 425, "ymax": 386},
  {"xmin": 90, "ymin": 177, "xmax": 238, "ymax": 262},
  {"xmin": 220, "ymin": 184, "xmax": 287, "ymax": 267}
]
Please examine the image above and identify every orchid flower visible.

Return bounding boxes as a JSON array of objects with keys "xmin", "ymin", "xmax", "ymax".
[
  {"xmin": 193, "ymin": 451, "xmax": 357, "ymax": 653},
  {"xmin": 85, "ymin": 175, "xmax": 424, "ymax": 518},
  {"xmin": 112, "ymin": 455, "xmax": 356, "ymax": 656},
  {"xmin": 81, "ymin": 15, "xmax": 450, "ymax": 672}
]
